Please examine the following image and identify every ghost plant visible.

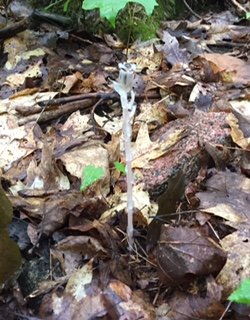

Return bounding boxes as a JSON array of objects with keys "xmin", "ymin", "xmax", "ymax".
[{"xmin": 113, "ymin": 63, "xmax": 136, "ymax": 249}]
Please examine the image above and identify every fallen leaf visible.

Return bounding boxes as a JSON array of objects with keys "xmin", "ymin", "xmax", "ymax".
[
  {"xmin": 161, "ymin": 31, "xmax": 188, "ymax": 70},
  {"xmin": 227, "ymin": 114, "xmax": 249, "ymax": 149},
  {"xmin": 59, "ymin": 144, "xmax": 110, "ymax": 195},
  {"xmin": 156, "ymin": 225, "xmax": 227, "ymax": 286},
  {"xmin": 57, "ymin": 71, "xmax": 83, "ymax": 94},
  {"xmin": 157, "ymin": 276, "xmax": 224, "ymax": 319},
  {"xmin": 132, "ymin": 122, "xmax": 186, "ymax": 168},
  {"xmin": 65, "ymin": 259, "xmax": 93, "ymax": 300},
  {"xmin": 201, "ymin": 53, "xmax": 250, "ymax": 84},
  {"xmin": 197, "ymin": 171, "xmax": 250, "ymax": 224},
  {"xmin": 217, "ymin": 230, "xmax": 250, "ymax": 300},
  {"xmin": 127, "ymin": 40, "xmax": 162, "ymax": 72}
]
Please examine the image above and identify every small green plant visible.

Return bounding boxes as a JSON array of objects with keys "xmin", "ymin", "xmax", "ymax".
[
  {"xmin": 80, "ymin": 165, "xmax": 105, "ymax": 191},
  {"xmin": 33, "ymin": 0, "xmax": 178, "ymax": 42},
  {"xmin": 114, "ymin": 161, "xmax": 126, "ymax": 174},
  {"xmin": 228, "ymin": 279, "xmax": 250, "ymax": 305},
  {"xmin": 82, "ymin": 0, "xmax": 158, "ymax": 28},
  {"xmin": 116, "ymin": 3, "xmax": 160, "ymax": 42}
]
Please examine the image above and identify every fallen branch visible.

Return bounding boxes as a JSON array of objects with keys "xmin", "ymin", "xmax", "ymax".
[
  {"xmin": 18, "ymin": 99, "xmax": 94, "ymax": 125},
  {"xmin": 38, "ymin": 91, "xmax": 160, "ymax": 107}
]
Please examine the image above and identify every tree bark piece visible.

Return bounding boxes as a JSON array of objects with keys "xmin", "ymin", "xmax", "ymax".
[{"xmin": 141, "ymin": 110, "xmax": 231, "ymax": 199}]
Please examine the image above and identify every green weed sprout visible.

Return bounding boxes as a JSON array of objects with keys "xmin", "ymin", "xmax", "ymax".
[
  {"xmin": 80, "ymin": 165, "xmax": 105, "ymax": 191},
  {"xmin": 114, "ymin": 161, "xmax": 126, "ymax": 174},
  {"xmin": 229, "ymin": 279, "xmax": 250, "ymax": 305}
]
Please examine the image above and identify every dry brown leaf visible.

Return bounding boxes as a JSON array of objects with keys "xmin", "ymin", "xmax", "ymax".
[
  {"xmin": 59, "ymin": 110, "xmax": 92, "ymax": 137},
  {"xmin": 99, "ymin": 184, "xmax": 156, "ymax": 226},
  {"xmin": 227, "ymin": 113, "xmax": 250, "ymax": 149},
  {"xmin": 134, "ymin": 102, "xmax": 168, "ymax": 132},
  {"xmin": 40, "ymin": 191, "xmax": 107, "ymax": 236},
  {"xmin": 26, "ymin": 139, "xmax": 70, "ymax": 191},
  {"xmin": 201, "ymin": 53, "xmax": 250, "ymax": 84},
  {"xmin": 161, "ymin": 31, "xmax": 189, "ymax": 70},
  {"xmin": 217, "ymin": 230, "xmax": 250, "ymax": 300},
  {"xmin": 65, "ymin": 259, "xmax": 94, "ymax": 299},
  {"xmin": 40, "ymin": 291, "xmax": 106, "ymax": 320},
  {"xmin": 157, "ymin": 276, "xmax": 224, "ymax": 319},
  {"xmin": 0, "ymin": 116, "xmax": 42, "ymax": 171},
  {"xmin": 132, "ymin": 122, "xmax": 185, "ymax": 168},
  {"xmin": 54, "ymin": 236, "xmax": 106, "ymax": 274},
  {"xmin": 197, "ymin": 171, "xmax": 250, "ymax": 224},
  {"xmin": 39, "ymin": 273, "xmax": 154, "ymax": 319},
  {"xmin": 5, "ymin": 60, "xmax": 43, "ymax": 87},
  {"xmin": 127, "ymin": 40, "xmax": 162, "ymax": 72},
  {"xmin": 57, "ymin": 71, "xmax": 83, "ymax": 94},
  {"xmin": 156, "ymin": 226, "xmax": 226, "ymax": 286}
]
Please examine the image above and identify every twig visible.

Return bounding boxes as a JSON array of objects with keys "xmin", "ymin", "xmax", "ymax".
[
  {"xmin": 0, "ymin": 16, "xmax": 31, "ymax": 40},
  {"xmin": 218, "ymin": 301, "xmax": 232, "ymax": 320},
  {"xmin": 230, "ymin": 0, "xmax": 248, "ymax": 13},
  {"xmin": 38, "ymin": 91, "xmax": 160, "ymax": 108},
  {"xmin": 18, "ymin": 99, "xmax": 94, "ymax": 125},
  {"xmin": 182, "ymin": 0, "xmax": 202, "ymax": 20},
  {"xmin": 90, "ymin": 98, "xmax": 105, "ymax": 134}
]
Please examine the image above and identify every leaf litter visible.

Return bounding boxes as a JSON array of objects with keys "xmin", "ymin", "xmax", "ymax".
[{"xmin": 0, "ymin": 2, "xmax": 250, "ymax": 319}]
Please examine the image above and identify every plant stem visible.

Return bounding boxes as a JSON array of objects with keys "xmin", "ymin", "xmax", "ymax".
[
  {"xmin": 112, "ymin": 63, "xmax": 136, "ymax": 250},
  {"xmin": 122, "ymin": 101, "xmax": 134, "ymax": 249}
]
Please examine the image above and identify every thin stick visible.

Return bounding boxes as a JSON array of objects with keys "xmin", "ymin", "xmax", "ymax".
[
  {"xmin": 182, "ymin": 0, "xmax": 202, "ymax": 19},
  {"xmin": 218, "ymin": 301, "xmax": 232, "ymax": 320},
  {"xmin": 230, "ymin": 0, "xmax": 247, "ymax": 13}
]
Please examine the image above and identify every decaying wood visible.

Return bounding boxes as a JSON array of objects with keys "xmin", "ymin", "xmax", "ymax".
[{"xmin": 141, "ymin": 110, "xmax": 231, "ymax": 198}]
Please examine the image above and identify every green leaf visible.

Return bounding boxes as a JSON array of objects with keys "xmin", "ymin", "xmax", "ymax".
[
  {"xmin": 246, "ymin": 12, "xmax": 250, "ymax": 20},
  {"xmin": 80, "ymin": 165, "xmax": 105, "ymax": 191},
  {"xmin": 114, "ymin": 161, "xmax": 126, "ymax": 174},
  {"xmin": 228, "ymin": 279, "xmax": 250, "ymax": 305},
  {"xmin": 63, "ymin": 0, "xmax": 71, "ymax": 12},
  {"xmin": 82, "ymin": 0, "xmax": 158, "ymax": 27}
]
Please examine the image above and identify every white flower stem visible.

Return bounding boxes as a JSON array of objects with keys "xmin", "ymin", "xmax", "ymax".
[
  {"xmin": 113, "ymin": 63, "xmax": 136, "ymax": 250},
  {"xmin": 122, "ymin": 103, "xmax": 134, "ymax": 249}
]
